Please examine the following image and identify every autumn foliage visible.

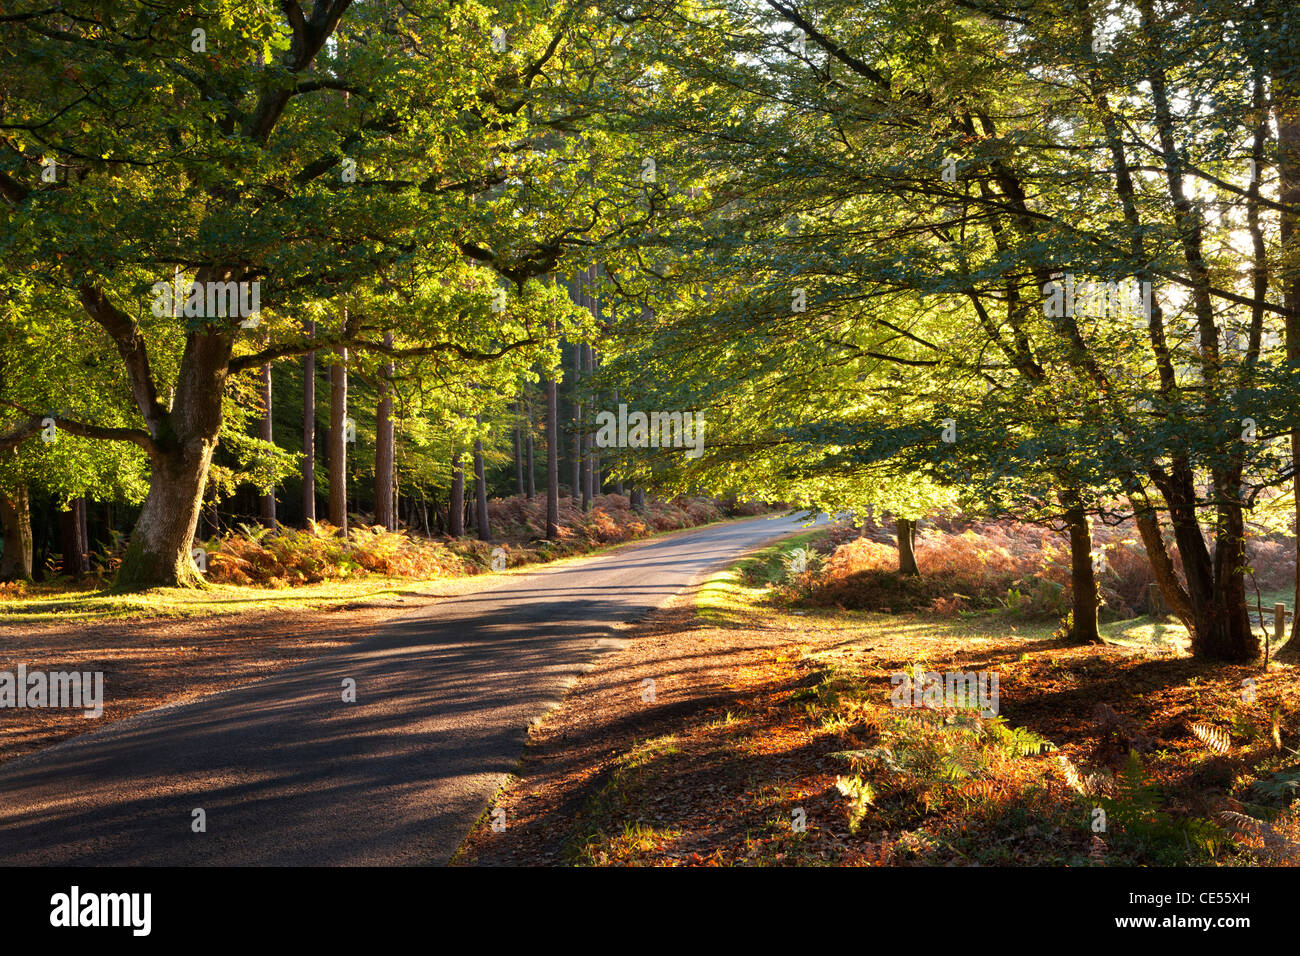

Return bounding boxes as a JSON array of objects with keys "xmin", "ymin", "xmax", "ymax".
[
  {"xmin": 800, "ymin": 518, "xmax": 1294, "ymax": 619},
  {"xmin": 200, "ymin": 496, "xmax": 747, "ymax": 586}
]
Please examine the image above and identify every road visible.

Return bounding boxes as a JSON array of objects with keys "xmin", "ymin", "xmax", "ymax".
[{"xmin": 0, "ymin": 513, "xmax": 818, "ymax": 866}]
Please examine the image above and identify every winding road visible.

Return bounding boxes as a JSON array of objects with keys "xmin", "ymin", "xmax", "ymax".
[{"xmin": 0, "ymin": 514, "xmax": 816, "ymax": 866}]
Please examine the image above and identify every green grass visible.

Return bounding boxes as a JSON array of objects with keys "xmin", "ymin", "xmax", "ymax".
[
  {"xmin": 1101, "ymin": 614, "xmax": 1191, "ymax": 651},
  {"xmin": 696, "ymin": 524, "xmax": 827, "ymax": 619}
]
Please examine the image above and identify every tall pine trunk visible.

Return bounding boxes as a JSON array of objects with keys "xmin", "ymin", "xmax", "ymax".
[
  {"xmin": 374, "ymin": 332, "xmax": 395, "ymax": 531},
  {"xmin": 525, "ymin": 391, "xmax": 536, "ymax": 500},
  {"xmin": 612, "ymin": 388, "xmax": 624, "ymax": 496},
  {"xmin": 302, "ymin": 322, "xmax": 317, "ymax": 526},
  {"xmin": 60, "ymin": 497, "xmax": 89, "ymax": 579},
  {"xmin": 571, "ymin": 340, "xmax": 582, "ymax": 500},
  {"xmin": 582, "ymin": 342, "xmax": 595, "ymax": 508},
  {"xmin": 258, "ymin": 361, "xmax": 276, "ymax": 527},
  {"xmin": 545, "ymin": 376, "xmax": 559, "ymax": 539},
  {"xmin": 514, "ymin": 397, "xmax": 525, "ymax": 497},
  {"xmin": 449, "ymin": 455, "xmax": 465, "ymax": 537},
  {"xmin": 328, "ymin": 347, "xmax": 348, "ymax": 533},
  {"xmin": 474, "ymin": 427, "xmax": 491, "ymax": 541}
]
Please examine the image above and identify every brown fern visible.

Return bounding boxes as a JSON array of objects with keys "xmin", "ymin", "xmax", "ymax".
[
  {"xmin": 958, "ymin": 779, "xmax": 998, "ymax": 801},
  {"xmin": 1089, "ymin": 834, "xmax": 1107, "ymax": 867},
  {"xmin": 1058, "ymin": 754, "xmax": 1087, "ymax": 794},
  {"xmin": 1057, "ymin": 753, "xmax": 1115, "ymax": 796},
  {"xmin": 1219, "ymin": 810, "xmax": 1300, "ymax": 865},
  {"xmin": 1191, "ymin": 721, "xmax": 1232, "ymax": 755}
]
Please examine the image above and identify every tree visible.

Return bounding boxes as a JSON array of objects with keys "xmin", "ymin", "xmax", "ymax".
[
  {"xmin": 449, "ymin": 454, "xmax": 465, "ymax": 538},
  {"xmin": 0, "ymin": 480, "xmax": 31, "ymax": 582},
  {"xmin": 545, "ymin": 330, "xmax": 561, "ymax": 538},
  {"xmin": 0, "ymin": 1, "xmax": 652, "ymax": 588},
  {"xmin": 587, "ymin": 0, "xmax": 1294, "ymax": 660},
  {"xmin": 329, "ymin": 345, "xmax": 349, "ymax": 533},
  {"xmin": 473, "ymin": 419, "xmax": 491, "ymax": 541},
  {"xmin": 302, "ymin": 320, "xmax": 317, "ymax": 525},
  {"xmin": 375, "ymin": 331, "xmax": 396, "ymax": 531},
  {"xmin": 258, "ymin": 359, "xmax": 276, "ymax": 528},
  {"xmin": 60, "ymin": 497, "xmax": 90, "ymax": 579}
]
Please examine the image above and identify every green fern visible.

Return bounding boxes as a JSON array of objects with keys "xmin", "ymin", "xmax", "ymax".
[
  {"xmin": 235, "ymin": 521, "xmax": 273, "ymax": 543},
  {"xmin": 835, "ymin": 775, "xmax": 875, "ymax": 833},
  {"xmin": 1097, "ymin": 752, "xmax": 1224, "ymax": 863},
  {"xmin": 1250, "ymin": 767, "xmax": 1300, "ymax": 805},
  {"xmin": 986, "ymin": 717, "xmax": 1055, "ymax": 757}
]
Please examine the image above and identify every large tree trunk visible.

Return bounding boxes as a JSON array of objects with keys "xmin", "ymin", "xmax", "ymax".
[
  {"xmin": 302, "ymin": 323, "xmax": 317, "ymax": 526},
  {"xmin": 1130, "ymin": 502, "xmax": 1194, "ymax": 628},
  {"xmin": 1157, "ymin": 464, "xmax": 1259, "ymax": 662},
  {"xmin": 0, "ymin": 481, "xmax": 33, "ymax": 582},
  {"xmin": 630, "ymin": 487, "xmax": 645, "ymax": 514},
  {"xmin": 329, "ymin": 348, "xmax": 348, "ymax": 533},
  {"xmin": 896, "ymin": 517, "xmax": 919, "ymax": 576},
  {"xmin": 374, "ymin": 332, "xmax": 395, "ymax": 531},
  {"xmin": 1206, "ymin": 470, "xmax": 1257, "ymax": 661},
  {"xmin": 115, "ymin": 440, "xmax": 215, "ymax": 590},
  {"xmin": 545, "ymin": 375, "xmax": 559, "ymax": 540},
  {"xmin": 1064, "ymin": 504, "xmax": 1102, "ymax": 644},
  {"xmin": 112, "ymin": 322, "xmax": 232, "ymax": 591},
  {"xmin": 60, "ymin": 497, "xmax": 89, "ymax": 579},
  {"xmin": 474, "ymin": 424, "xmax": 491, "ymax": 541},
  {"xmin": 449, "ymin": 455, "xmax": 465, "ymax": 537},
  {"xmin": 258, "ymin": 361, "xmax": 276, "ymax": 527}
]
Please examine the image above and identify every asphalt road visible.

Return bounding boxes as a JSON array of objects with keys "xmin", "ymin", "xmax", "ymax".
[{"xmin": 0, "ymin": 513, "xmax": 818, "ymax": 866}]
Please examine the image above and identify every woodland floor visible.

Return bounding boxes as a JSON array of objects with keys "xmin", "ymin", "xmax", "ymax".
[{"xmin": 453, "ymin": 536, "xmax": 1300, "ymax": 867}]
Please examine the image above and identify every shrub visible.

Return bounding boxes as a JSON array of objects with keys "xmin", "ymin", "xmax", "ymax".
[
  {"xmin": 204, "ymin": 521, "xmax": 465, "ymax": 586},
  {"xmin": 201, "ymin": 494, "xmax": 753, "ymax": 587},
  {"xmin": 801, "ymin": 516, "xmax": 1209, "ymax": 618}
]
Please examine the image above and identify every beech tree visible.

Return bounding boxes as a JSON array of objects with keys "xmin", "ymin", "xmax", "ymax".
[
  {"xmin": 589, "ymin": 0, "xmax": 1297, "ymax": 661},
  {"xmin": 0, "ymin": 1, "xmax": 655, "ymax": 588}
]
